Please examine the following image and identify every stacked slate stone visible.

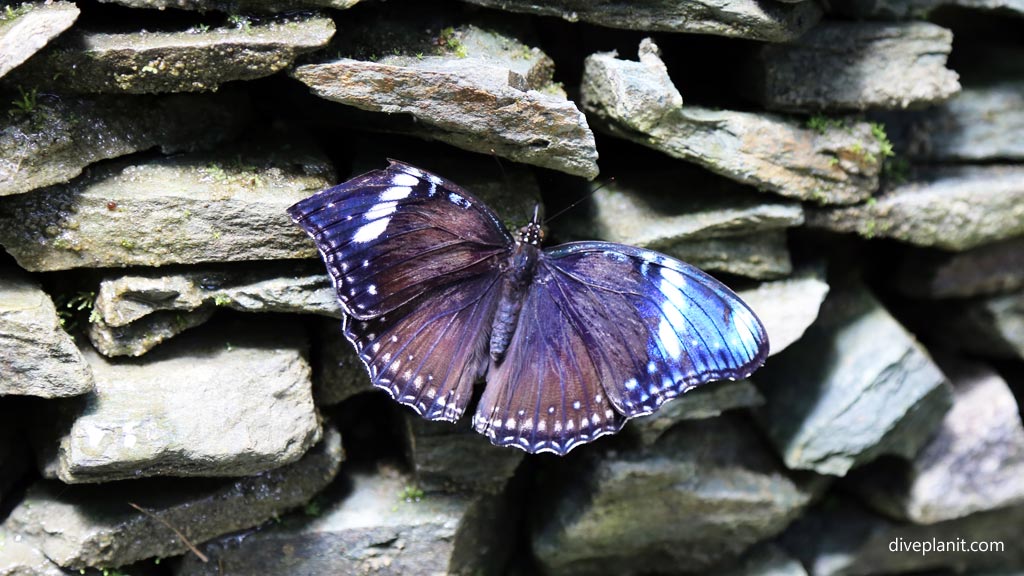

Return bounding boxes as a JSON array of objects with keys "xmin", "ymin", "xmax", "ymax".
[{"xmin": 0, "ymin": 0, "xmax": 1021, "ymax": 574}]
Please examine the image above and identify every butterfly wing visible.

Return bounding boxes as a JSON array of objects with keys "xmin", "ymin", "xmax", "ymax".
[
  {"xmin": 288, "ymin": 161, "xmax": 512, "ymax": 421},
  {"xmin": 287, "ymin": 160, "xmax": 513, "ymax": 320},
  {"xmin": 473, "ymin": 242, "xmax": 768, "ymax": 455}
]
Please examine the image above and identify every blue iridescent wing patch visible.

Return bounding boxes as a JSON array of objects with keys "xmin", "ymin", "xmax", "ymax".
[{"xmin": 289, "ymin": 162, "xmax": 769, "ymax": 455}]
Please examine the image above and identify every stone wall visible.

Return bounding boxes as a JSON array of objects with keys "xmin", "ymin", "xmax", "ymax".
[{"xmin": 1, "ymin": 0, "xmax": 1023, "ymax": 574}]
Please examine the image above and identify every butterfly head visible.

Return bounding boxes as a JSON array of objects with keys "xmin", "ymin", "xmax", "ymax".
[{"xmin": 516, "ymin": 204, "xmax": 544, "ymax": 246}]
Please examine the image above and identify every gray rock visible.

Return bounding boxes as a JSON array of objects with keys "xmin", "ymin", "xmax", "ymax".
[
  {"xmin": 45, "ymin": 321, "xmax": 320, "ymax": 483},
  {"xmin": 292, "ymin": 24, "xmax": 599, "ymax": 179},
  {"xmin": 663, "ymin": 230, "xmax": 795, "ymax": 280},
  {"xmin": 532, "ymin": 416, "xmax": 814, "ymax": 575},
  {"xmin": 9, "ymin": 14, "xmax": 334, "ymax": 94},
  {"xmin": 0, "ymin": 134, "xmax": 335, "ymax": 271},
  {"xmin": 0, "ymin": 1, "xmax": 78, "ymax": 79},
  {"xmin": 177, "ymin": 469, "xmax": 512, "ymax": 576},
  {"xmin": 93, "ymin": 261, "xmax": 341, "ymax": 328},
  {"xmin": 738, "ymin": 270, "xmax": 831, "ymax": 357},
  {"xmin": 0, "ymin": 270, "xmax": 94, "ymax": 398},
  {"xmin": 807, "ymin": 165, "xmax": 1024, "ymax": 251},
  {"xmin": 0, "ymin": 92, "xmax": 248, "ymax": 198},
  {"xmin": 87, "ymin": 307, "xmax": 215, "ymax": 358},
  {"xmin": 2, "ymin": 427, "xmax": 342, "ymax": 571},
  {"xmin": 752, "ymin": 22, "xmax": 960, "ymax": 111},
  {"xmin": 782, "ymin": 499, "xmax": 1024, "ymax": 576},
  {"xmin": 458, "ymin": 0, "xmax": 822, "ymax": 42},
  {"xmin": 98, "ymin": 0, "xmax": 360, "ymax": 12},
  {"xmin": 755, "ymin": 281, "xmax": 952, "ymax": 476},
  {"xmin": 897, "ymin": 237, "xmax": 1024, "ymax": 299},
  {"xmin": 581, "ymin": 40, "xmax": 882, "ymax": 205},
  {"xmin": 719, "ymin": 543, "xmax": 809, "ymax": 576},
  {"xmin": 944, "ymin": 289, "xmax": 1024, "ymax": 360},
  {"xmin": 313, "ymin": 319, "xmax": 372, "ymax": 407},
  {"xmin": 408, "ymin": 415, "xmax": 524, "ymax": 495},
  {"xmin": 850, "ymin": 358, "xmax": 1024, "ymax": 523},
  {"xmin": 831, "ymin": 0, "xmax": 1024, "ymax": 18},
  {"xmin": 0, "ymin": 529, "xmax": 69, "ymax": 576},
  {"xmin": 893, "ymin": 82, "xmax": 1024, "ymax": 162},
  {"xmin": 554, "ymin": 170, "xmax": 804, "ymax": 249},
  {"xmin": 628, "ymin": 379, "xmax": 765, "ymax": 446}
]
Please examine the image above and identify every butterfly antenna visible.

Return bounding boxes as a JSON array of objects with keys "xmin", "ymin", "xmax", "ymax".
[
  {"xmin": 543, "ymin": 177, "xmax": 615, "ymax": 226},
  {"xmin": 489, "ymin": 149, "xmax": 510, "ymax": 189}
]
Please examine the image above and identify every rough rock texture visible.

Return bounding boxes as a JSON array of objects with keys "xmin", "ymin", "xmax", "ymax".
[
  {"xmin": 532, "ymin": 416, "xmax": 814, "ymax": 575},
  {"xmin": 896, "ymin": 236, "xmax": 1024, "ymax": 298},
  {"xmin": 98, "ymin": 0, "xmax": 360, "ymax": 11},
  {"xmin": 555, "ymin": 171, "xmax": 804, "ymax": 250},
  {"xmin": 753, "ymin": 22, "xmax": 961, "ymax": 111},
  {"xmin": 177, "ymin": 470, "xmax": 512, "ymax": 576},
  {"xmin": 739, "ymin": 270, "xmax": 830, "ymax": 356},
  {"xmin": 0, "ymin": 1, "xmax": 79, "ymax": 79},
  {"xmin": 808, "ymin": 165, "xmax": 1024, "ymax": 251},
  {"xmin": 944, "ymin": 289, "xmax": 1024, "ymax": 359},
  {"xmin": 782, "ymin": 500, "xmax": 1024, "ymax": 576},
  {"xmin": 88, "ymin": 307, "xmax": 215, "ymax": 357},
  {"xmin": 293, "ymin": 24, "xmax": 598, "ymax": 179},
  {"xmin": 888, "ymin": 82, "xmax": 1024, "ymax": 162},
  {"xmin": 43, "ymin": 322, "xmax": 320, "ymax": 483},
  {"xmin": 0, "ymin": 135, "xmax": 334, "ymax": 271},
  {"xmin": 849, "ymin": 359, "xmax": 1024, "ymax": 523},
  {"xmin": 313, "ymin": 319, "xmax": 372, "ymax": 406},
  {"xmin": 832, "ymin": 0, "xmax": 1024, "ymax": 18},
  {"xmin": 0, "ymin": 529, "xmax": 68, "ymax": 576},
  {"xmin": 9, "ymin": 13, "xmax": 335, "ymax": 93},
  {"xmin": 628, "ymin": 379, "xmax": 764, "ymax": 446},
  {"xmin": 2, "ymin": 427, "xmax": 342, "ymax": 571},
  {"xmin": 0, "ymin": 92, "xmax": 248, "ymax": 197},
  {"xmin": 582, "ymin": 40, "xmax": 882, "ymax": 205},
  {"xmin": 93, "ymin": 261, "xmax": 341, "ymax": 327},
  {"xmin": 0, "ymin": 270, "xmax": 94, "ymax": 398},
  {"xmin": 661, "ymin": 230, "xmax": 794, "ymax": 280},
  {"xmin": 408, "ymin": 416, "xmax": 525, "ymax": 495},
  {"xmin": 458, "ymin": 0, "xmax": 822, "ymax": 41},
  {"xmin": 755, "ymin": 281, "xmax": 952, "ymax": 476}
]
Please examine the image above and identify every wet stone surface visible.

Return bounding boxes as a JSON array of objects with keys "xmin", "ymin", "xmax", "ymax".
[{"xmin": 0, "ymin": 1, "xmax": 79, "ymax": 79}]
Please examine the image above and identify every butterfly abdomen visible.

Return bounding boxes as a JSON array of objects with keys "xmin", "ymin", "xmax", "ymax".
[{"xmin": 490, "ymin": 242, "xmax": 540, "ymax": 363}]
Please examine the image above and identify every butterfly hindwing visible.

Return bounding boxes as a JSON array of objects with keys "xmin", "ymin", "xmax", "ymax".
[
  {"xmin": 287, "ymin": 161, "xmax": 513, "ymax": 320},
  {"xmin": 473, "ymin": 242, "xmax": 768, "ymax": 454}
]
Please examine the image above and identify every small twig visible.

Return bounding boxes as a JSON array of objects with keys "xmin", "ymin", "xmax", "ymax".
[{"xmin": 128, "ymin": 502, "xmax": 209, "ymax": 563}]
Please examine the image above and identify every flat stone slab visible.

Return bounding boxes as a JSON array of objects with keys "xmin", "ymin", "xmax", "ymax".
[
  {"xmin": 458, "ymin": 0, "xmax": 822, "ymax": 42},
  {"xmin": 889, "ymin": 82, "xmax": 1024, "ymax": 162},
  {"xmin": 0, "ymin": 269, "xmax": 94, "ymax": 398},
  {"xmin": 752, "ymin": 22, "xmax": 960, "ymax": 111},
  {"xmin": 0, "ymin": 92, "xmax": 248, "ymax": 198},
  {"xmin": 662, "ymin": 230, "xmax": 794, "ymax": 280},
  {"xmin": 0, "ymin": 134, "xmax": 334, "ymax": 271},
  {"xmin": 93, "ymin": 261, "xmax": 341, "ymax": 328},
  {"xmin": 292, "ymin": 24, "xmax": 598, "ymax": 179},
  {"xmin": 2, "ymin": 427, "xmax": 342, "ymax": 571},
  {"xmin": 408, "ymin": 415, "xmax": 524, "ymax": 495},
  {"xmin": 88, "ymin": 307, "xmax": 215, "ymax": 358},
  {"xmin": 807, "ymin": 165, "xmax": 1024, "ymax": 251},
  {"xmin": 850, "ymin": 358, "xmax": 1024, "ymax": 523},
  {"xmin": 0, "ymin": 528, "xmax": 68, "ymax": 576},
  {"xmin": 0, "ymin": 1, "xmax": 78, "ymax": 79},
  {"xmin": 739, "ymin": 270, "xmax": 831, "ymax": 357},
  {"xmin": 43, "ymin": 321, "xmax": 320, "ymax": 483},
  {"xmin": 581, "ymin": 40, "xmax": 882, "ymax": 205},
  {"xmin": 896, "ymin": 236, "xmax": 1024, "ymax": 298},
  {"xmin": 945, "ymin": 289, "xmax": 1024, "ymax": 360},
  {"xmin": 833, "ymin": 0, "xmax": 1024, "ymax": 18},
  {"xmin": 532, "ymin": 416, "xmax": 813, "ymax": 575},
  {"xmin": 10, "ymin": 13, "xmax": 334, "ymax": 94},
  {"xmin": 97, "ymin": 0, "xmax": 360, "ymax": 11},
  {"xmin": 755, "ymin": 281, "xmax": 952, "ymax": 476},
  {"xmin": 177, "ymin": 470, "xmax": 511, "ymax": 576},
  {"xmin": 629, "ymin": 379, "xmax": 764, "ymax": 446},
  {"xmin": 782, "ymin": 500, "xmax": 1024, "ymax": 575}
]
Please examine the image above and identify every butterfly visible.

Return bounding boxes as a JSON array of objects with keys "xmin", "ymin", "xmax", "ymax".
[{"xmin": 288, "ymin": 160, "xmax": 769, "ymax": 455}]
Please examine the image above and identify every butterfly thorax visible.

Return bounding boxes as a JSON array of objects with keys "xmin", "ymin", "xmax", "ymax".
[{"xmin": 489, "ymin": 222, "xmax": 543, "ymax": 363}]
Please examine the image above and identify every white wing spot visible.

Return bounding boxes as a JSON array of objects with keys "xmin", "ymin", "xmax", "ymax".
[
  {"xmin": 390, "ymin": 173, "xmax": 419, "ymax": 187},
  {"xmin": 573, "ymin": 401, "xmax": 581, "ymax": 410},
  {"xmin": 367, "ymin": 284, "xmax": 377, "ymax": 295},
  {"xmin": 625, "ymin": 378, "xmax": 638, "ymax": 390},
  {"xmin": 548, "ymin": 406, "xmax": 556, "ymax": 414}
]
